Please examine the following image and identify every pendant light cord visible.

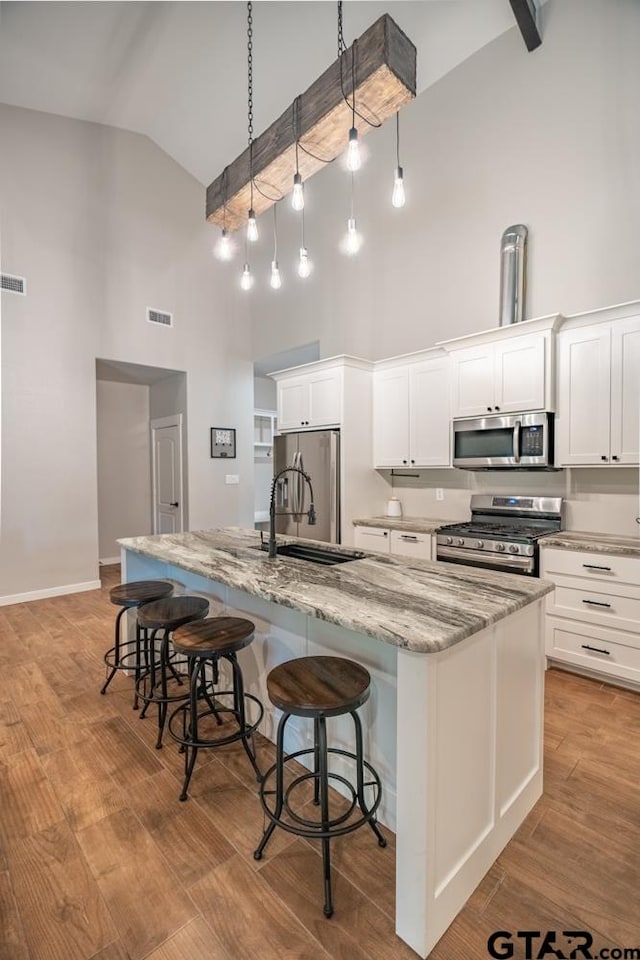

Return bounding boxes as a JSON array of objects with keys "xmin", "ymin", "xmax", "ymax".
[
  {"xmin": 396, "ymin": 112, "xmax": 400, "ymax": 167},
  {"xmin": 337, "ymin": 1, "xmax": 382, "ymax": 129},
  {"xmin": 273, "ymin": 203, "xmax": 278, "ymax": 260},
  {"xmin": 247, "ymin": 2, "xmax": 254, "ymax": 210}
]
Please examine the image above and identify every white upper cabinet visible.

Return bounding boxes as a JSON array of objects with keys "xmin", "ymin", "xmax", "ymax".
[
  {"xmin": 557, "ymin": 310, "xmax": 640, "ymax": 466},
  {"xmin": 275, "ymin": 364, "xmax": 343, "ymax": 431},
  {"xmin": 440, "ymin": 316, "xmax": 561, "ymax": 419},
  {"xmin": 373, "ymin": 353, "xmax": 450, "ymax": 468}
]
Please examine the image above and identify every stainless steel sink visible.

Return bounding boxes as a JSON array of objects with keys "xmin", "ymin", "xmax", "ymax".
[{"xmin": 256, "ymin": 543, "xmax": 365, "ymax": 566}]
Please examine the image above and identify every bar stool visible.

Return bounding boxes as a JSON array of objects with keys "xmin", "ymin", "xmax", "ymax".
[
  {"xmin": 168, "ymin": 617, "xmax": 264, "ymax": 801},
  {"xmin": 136, "ymin": 596, "xmax": 209, "ymax": 749},
  {"xmin": 253, "ymin": 655, "xmax": 386, "ymax": 918},
  {"xmin": 101, "ymin": 580, "xmax": 174, "ymax": 705}
]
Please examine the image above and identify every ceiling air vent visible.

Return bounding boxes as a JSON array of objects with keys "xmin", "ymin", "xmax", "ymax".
[
  {"xmin": 146, "ymin": 307, "xmax": 173, "ymax": 327},
  {"xmin": 1, "ymin": 273, "xmax": 27, "ymax": 295}
]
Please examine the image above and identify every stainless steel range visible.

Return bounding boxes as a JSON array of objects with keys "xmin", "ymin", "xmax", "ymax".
[{"xmin": 436, "ymin": 495, "xmax": 564, "ymax": 576}]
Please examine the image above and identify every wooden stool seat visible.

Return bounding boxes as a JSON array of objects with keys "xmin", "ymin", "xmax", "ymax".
[
  {"xmin": 173, "ymin": 617, "xmax": 255, "ymax": 658},
  {"xmin": 267, "ymin": 656, "xmax": 371, "ymax": 718},
  {"xmin": 137, "ymin": 596, "xmax": 209, "ymax": 632},
  {"xmin": 109, "ymin": 580, "xmax": 173, "ymax": 608}
]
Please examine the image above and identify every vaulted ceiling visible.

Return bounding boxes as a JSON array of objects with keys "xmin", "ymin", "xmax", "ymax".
[{"xmin": 0, "ymin": 1, "xmax": 528, "ymax": 185}]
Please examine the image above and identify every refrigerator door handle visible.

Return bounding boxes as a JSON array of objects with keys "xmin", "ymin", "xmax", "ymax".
[
  {"xmin": 329, "ymin": 431, "xmax": 339, "ymax": 543},
  {"xmin": 297, "ymin": 452, "xmax": 306, "ymax": 517},
  {"xmin": 277, "ymin": 477, "xmax": 288, "ymax": 509}
]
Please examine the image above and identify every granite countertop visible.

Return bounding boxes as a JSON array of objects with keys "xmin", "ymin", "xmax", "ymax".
[
  {"xmin": 540, "ymin": 530, "xmax": 640, "ymax": 558},
  {"xmin": 352, "ymin": 516, "xmax": 451, "ymax": 534},
  {"xmin": 118, "ymin": 528, "xmax": 552, "ymax": 655}
]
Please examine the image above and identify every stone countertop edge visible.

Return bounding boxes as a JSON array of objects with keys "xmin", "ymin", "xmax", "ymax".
[
  {"xmin": 118, "ymin": 529, "xmax": 553, "ymax": 656},
  {"xmin": 540, "ymin": 530, "xmax": 640, "ymax": 558},
  {"xmin": 352, "ymin": 516, "xmax": 452, "ymax": 534}
]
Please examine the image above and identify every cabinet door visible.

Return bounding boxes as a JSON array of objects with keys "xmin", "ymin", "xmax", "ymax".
[
  {"xmin": 373, "ymin": 366, "xmax": 410, "ymax": 467},
  {"xmin": 409, "ymin": 358, "xmax": 451, "ymax": 467},
  {"xmin": 610, "ymin": 316, "xmax": 640, "ymax": 465},
  {"xmin": 557, "ymin": 326, "xmax": 611, "ymax": 465},
  {"xmin": 451, "ymin": 346, "xmax": 495, "ymax": 418},
  {"xmin": 278, "ymin": 377, "xmax": 310, "ymax": 431},
  {"xmin": 494, "ymin": 334, "xmax": 546, "ymax": 413},
  {"xmin": 389, "ymin": 530, "xmax": 433, "ymax": 561},
  {"xmin": 353, "ymin": 526, "xmax": 391, "ymax": 554},
  {"xmin": 308, "ymin": 368, "xmax": 342, "ymax": 427}
]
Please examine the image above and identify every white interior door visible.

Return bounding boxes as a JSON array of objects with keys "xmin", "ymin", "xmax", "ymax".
[{"xmin": 151, "ymin": 415, "xmax": 184, "ymax": 533}]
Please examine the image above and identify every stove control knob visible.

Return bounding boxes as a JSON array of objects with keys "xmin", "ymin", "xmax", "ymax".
[
  {"xmin": 457, "ymin": 538, "xmax": 465, "ymax": 547},
  {"xmin": 476, "ymin": 540, "xmax": 484, "ymax": 549},
  {"xmin": 446, "ymin": 536, "xmax": 453, "ymax": 545},
  {"xmin": 495, "ymin": 543, "xmax": 506, "ymax": 552},
  {"xmin": 509, "ymin": 544, "xmax": 519, "ymax": 554}
]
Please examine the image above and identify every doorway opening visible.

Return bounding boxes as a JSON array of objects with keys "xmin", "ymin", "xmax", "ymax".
[{"xmin": 95, "ymin": 359, "xmax": 188, "ymax": 565}]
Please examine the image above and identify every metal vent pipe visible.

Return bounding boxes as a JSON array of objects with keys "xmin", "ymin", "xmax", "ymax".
[{"xmin": 499, "ymin": 224, "xmax": 528, "ymax": 326}]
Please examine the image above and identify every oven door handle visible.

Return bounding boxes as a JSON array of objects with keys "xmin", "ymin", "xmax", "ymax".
[
  {"xmin": 513, "ymin": 420, "xmax": 522, "ymax": 464},
  {"xmin": 437, "ymin": 545, "xmax": 534, "ymax": 573}
]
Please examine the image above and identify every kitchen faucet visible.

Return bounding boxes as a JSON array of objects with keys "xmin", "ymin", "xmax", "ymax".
[{"xmin": 267, "ymin": 465, "xmax": 316, "ymax": 559}]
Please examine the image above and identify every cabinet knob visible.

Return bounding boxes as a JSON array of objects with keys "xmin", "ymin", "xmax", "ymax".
[
  {"xmin": 494, "ymin": 406, "xmax": 500, "ymax": 412},
  {"xmin": 601, "ymin": 455, "xmax": 608, "ymax": 461},
  {"xmin": 487, "ymin": 407, "xmax": 492, "ymax": 413},
  {"xmin": 410, "ymin": 459, "xmax": 415, "ymax": 464},
  {"xmin": 402, "ymin": 460, "xmax": 407, "ymax": 464},
  {"xmin": 612, "ymin": 455, "xmax": 619, "ymax": 461}
]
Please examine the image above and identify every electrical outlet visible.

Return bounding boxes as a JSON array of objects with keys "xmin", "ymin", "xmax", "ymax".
[
  {"xmin": 225, "ymin": 475, "xmax": 240, "ymax": 485},
  {"xmin": 436, "ymin": 488, "xmax": 444, "ymax": 501}
]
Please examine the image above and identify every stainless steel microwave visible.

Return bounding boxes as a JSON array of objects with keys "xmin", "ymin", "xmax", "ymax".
[{"xmin": 452, "ymin": 412, "xmax": 554, "ymax": 469}]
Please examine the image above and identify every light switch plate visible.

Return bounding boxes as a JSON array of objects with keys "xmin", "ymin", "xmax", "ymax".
[
  {"xmin": 436, "ymin": 488, "xmax": 444, "ymax": 501},
  {"xmin": 225, "ymin": 475, "xmax": 240, "ymax": 485}
]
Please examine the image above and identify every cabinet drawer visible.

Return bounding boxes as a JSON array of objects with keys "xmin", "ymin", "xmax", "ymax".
[
  {"xmin": 546, "ymin": 616, "xmax": 640, "ymax": 684},
  {"xmin": 542, "ymin": 548, "xmax": 639, "ymax": 586},
  {"xmin": 390, "ymin": 530, "xmax": 433, "ymax": 560},
  {"xmin": 547, "ymin": 583, "xmax": 640, "ymax": 633},
  {"xmin": 353, "ymin": 526, "xmax": 390, "ymax": 554}
]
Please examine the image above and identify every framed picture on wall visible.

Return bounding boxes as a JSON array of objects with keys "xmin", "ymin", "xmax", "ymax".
[{"xmin": 210, "ymin": 427, "xmax": 236, "ymax": 459}]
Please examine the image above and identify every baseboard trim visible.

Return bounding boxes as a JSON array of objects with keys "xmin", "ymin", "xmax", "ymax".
[
  {"xmin": 0, "ymin": 579, "xmax": 102, "ymax": 607},
  {"xmin": 99, "ymin": 556, "xmax": 120, "ymax": 566}
]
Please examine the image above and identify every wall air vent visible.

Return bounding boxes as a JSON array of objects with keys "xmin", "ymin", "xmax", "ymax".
[
  {"xmin": 146, "ymin": 307, "xmax": 173, "ymax": 327},
  {"xmin": 1, "ymin": 273, "xmax": 27, "ymax": 295}
]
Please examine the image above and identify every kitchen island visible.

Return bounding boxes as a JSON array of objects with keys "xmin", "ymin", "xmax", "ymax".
[{"xmin": 119, "ymin": 528, "xmax": 553, "ymax": 958}]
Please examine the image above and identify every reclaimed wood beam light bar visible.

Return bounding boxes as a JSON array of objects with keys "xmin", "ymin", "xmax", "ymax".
[{"xmin": 206, "ymin": 14, "xmax": 417, "ymax": 231}]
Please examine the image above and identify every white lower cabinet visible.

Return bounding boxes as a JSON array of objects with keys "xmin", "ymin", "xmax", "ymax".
[
  {"xmin": 353, "ymin": 526, "xmax": 390, "ymax": 554},
  {"xmin": 354, "ymin": 526, "xmax": 435, "ymax": 560},
  {"xmin": 541, "ymin": 547, "xmax": 640, "ymax": 687}
]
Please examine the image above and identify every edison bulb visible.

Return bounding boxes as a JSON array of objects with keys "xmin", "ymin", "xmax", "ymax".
[
  {"xmin": 344, "ymin": 217, "xmax": 362, "ymax": 255},
  {"xmin": 392, "ymin": 166, "xmax": 406, "ymax": 208},
  {"xmin": 298, "ymin": 246, "xmax": 312, "ymax": 278},
  {"xmin": 270, "ymin": 260, "xmax": 282, "ymax": 290},
  {"xmin": 247, "ymin": 209, "xmax": 258, "ymax": 243},
  {"xmin": 291, "ymin": 173, "xmax": 304, "ymax": 212},
  {"xmin": 240, "ymin": 263, "xmax": 253, "ymax": 291},
  {"xmin": 215, "ymin": 228, "xmax": 233, "ymax": 261},
  {"xmin": 346, "ymin": 126, "xmax": 361, "ymax": 172}
]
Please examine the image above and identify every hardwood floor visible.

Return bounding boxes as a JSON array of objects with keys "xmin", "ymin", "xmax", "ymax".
[{"xmin": 1, "ymin": 565, "xmax": 639, "ymax": 959}]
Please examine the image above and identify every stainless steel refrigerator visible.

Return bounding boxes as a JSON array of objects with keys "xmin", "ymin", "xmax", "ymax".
[{"xmin": 273, "ymin": 430, "xmax": 340, "ymax": 543}]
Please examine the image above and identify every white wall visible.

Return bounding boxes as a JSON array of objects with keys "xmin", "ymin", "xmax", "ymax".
[
  {"xmin": 96, "ymin": 380, "xmax": 151, "ymax": 562},
  {"xmin": 250, "ymin": 0, "xmax": 640, "ymax": 362},
  {"xmin": 0, "ymin": 104, "xmax": 253, "ymax": 601}
]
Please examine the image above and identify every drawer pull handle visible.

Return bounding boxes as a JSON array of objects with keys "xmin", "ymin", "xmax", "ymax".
[
  {"xmin": 400, "ymin": 535, "xmax": 418, "ymax": 541},
  {"xmin": 582, "ymin": 599, "xmax": 612, "ymax": 608},
  {"xmin": 582, "ymin": 564, "xmax": 612, "ymax": 572},
  {"xmin": 581, "ymin": 644, "xmax": 611, "ymax": 656}
]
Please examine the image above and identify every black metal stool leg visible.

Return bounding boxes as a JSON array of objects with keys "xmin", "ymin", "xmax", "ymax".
[
  {"xmin": 101, "ymin": 606, "xmax": 127, "ymax": 694},
  {"xmin": 133, "ymin": 622, "xmax": 143, "ymax": 709},
  {"xmin": 156, "ymin": 630, "xmax": 170, "ymax": 749},
  {"xmin": 313, "ymin": 717, "xmax": 321, "ymax": 805},
  {"xmin": 352, "ymin": 710, "xmax": 387, "ymax": 848},
  {"xmin": 254, "ymin": 712, "xmax": 289, "ymax": 860},
  {"xmin": 179, "ymin": 658, "xmax": 201, "ymax": 801},
  {"xmin": 317, "ymin": 716, "xmax": 334, "ymax": 918},
  {"xmin": 230, "ymin": 654, "xmax": 262, "ymax": 782},
  {"xmin": 139, "ymin": 628, "xmax": 157, "ymax": 720}
]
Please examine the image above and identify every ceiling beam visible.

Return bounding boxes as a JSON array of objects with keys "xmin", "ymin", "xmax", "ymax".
[
  {"xmin": 206, "ymin": 14, "xmax": 416, "ymax": 232},
  {"xmin": 508, "ymin": 0, "xmax": 542, "ymax": 52}
]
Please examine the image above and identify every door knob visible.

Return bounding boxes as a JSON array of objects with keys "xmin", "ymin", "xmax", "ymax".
[{"xmin": 170, "ymin": 502, "xmax": 179, "ymax": 507}]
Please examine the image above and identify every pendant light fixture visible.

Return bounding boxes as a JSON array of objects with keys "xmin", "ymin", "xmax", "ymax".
[
  {"xmin": 339, "ymin": 2, "xmax": 361, "ymax": 173},
  {"xmin": 241, "ymin": 234, "xmax": 253, "ymax": 290},
  {"xmin": 246, "ymin": 3, "xmax": 258, "ymax": 244},
  {"xmin": 298, "ymin": 206, "xmax": 312, "ymax": 278},
  {"xmin": 343, "ymin": 173, "xmax": 361, "ymax": 255},
  {"xmin": 291, "ymin": 97, "xmax": 305, "ymax": 212},
  {"xmin": 214, "ymin": 167, "xmax": 234, "ymax": 260},
  {"xmin": 392, "ymin": 111, "xmax": 406, "ymax": 208},
  {"xmin": 270, "ymin": 203, "xmax": 282, "ymax": 289}
]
